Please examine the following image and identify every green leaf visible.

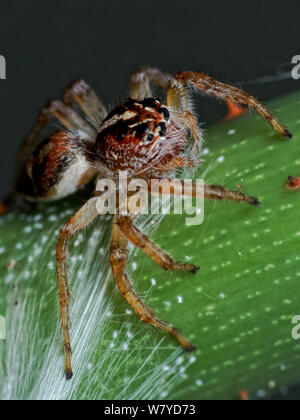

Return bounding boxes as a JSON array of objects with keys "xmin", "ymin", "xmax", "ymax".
[{"xmin": 1, "ymin": 90, "xmax": 300, "ymax": 400}]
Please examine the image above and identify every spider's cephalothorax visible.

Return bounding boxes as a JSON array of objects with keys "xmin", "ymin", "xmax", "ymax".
[
  {"xmin": 6, "ymin": 67, "xmax": 291, "ymax": 380},
  {"xmin": 95, "ymin": 97, "xmax": 177, "ymax": 176}
]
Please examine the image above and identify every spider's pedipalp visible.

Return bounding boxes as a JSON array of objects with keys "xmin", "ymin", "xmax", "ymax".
[{"xmin": 130, "ymin": 66, "xmax": 204, "ymax": 156}]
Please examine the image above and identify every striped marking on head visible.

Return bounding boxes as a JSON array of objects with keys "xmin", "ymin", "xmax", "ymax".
[{"xmin": 97, "ymin": 97, "xmax": 170, "ymax": 145}]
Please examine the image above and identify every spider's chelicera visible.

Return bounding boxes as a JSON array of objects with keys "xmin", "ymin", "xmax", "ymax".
[{"xmin": 3, "ymin": 67, "xmax": 292, "ymax": 379}]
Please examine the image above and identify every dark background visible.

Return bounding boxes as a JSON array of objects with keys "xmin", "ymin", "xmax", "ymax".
[{"xmin": 0, "ymin": 0, "xmax": 300, "ymax": 200}]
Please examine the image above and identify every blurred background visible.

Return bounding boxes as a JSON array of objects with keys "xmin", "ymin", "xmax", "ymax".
[{"xmin": 0, "ymin": 0, "xmax": 299, "ymax": 199}]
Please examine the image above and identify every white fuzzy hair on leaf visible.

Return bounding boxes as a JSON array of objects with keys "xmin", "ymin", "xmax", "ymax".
[{"xmin": 0, "ymin": 204, "xmax": 197, "ymax": 400}]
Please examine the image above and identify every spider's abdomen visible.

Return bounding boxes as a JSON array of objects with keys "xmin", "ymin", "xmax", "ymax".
[
  {"xmin": 95, "ymin": 98, "xmax": 172, "ymax": 176},
  {"xmin": 16, "ymin": 131, "xmax": 96, "ymax": 201}
]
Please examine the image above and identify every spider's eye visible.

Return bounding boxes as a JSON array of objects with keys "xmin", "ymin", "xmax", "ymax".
[
  {"xmin": 116, "ymin": 125, "xmax": 128, "ymax": 141},
  {"xmin": 135, "ymin": 122, "xmax": 149, "ymax": 135},
  {"xmin": 118, "ymin": 132, "xmax": 126, "ymax": 141},
  {"xmin": 161, "ymin": 107, "xmax": 170, "ymax": 121},
  {"xmin": 146, "ymin": 133, "xmax": 154, "ymax": 142},
  {"xmin": 159, "ymin": 122, "xmax": 167, "ymax": 137}
]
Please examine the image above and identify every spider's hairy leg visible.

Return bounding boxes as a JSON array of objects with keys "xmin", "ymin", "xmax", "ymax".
[
  {"xmin": 117, "ymin": 215, "xmax": 199, "ymax": 273},
  {"xmin": 203, "ymin": 184, "xmax": 260, "ymax": 206},
  {"xmin": 110, "ymin": 217, "xmax": 196, "ymax": 351},
  {"xmin": 130, "ymin": 66, "xmax": 172, "ymax": 100},
  {"xmin": 173, "ymin": 109, "xmax": 203, "ymax": 153},
  {"xmin": 2, "ymin": 98, "xmax": 96, "ymax": 212},
  {"xmin": 153, "ymin": 180, "xmax": 260, "ymax": 207},
  {"xmin": 169, "ymin": 71, "xmax": 292, "ymax": 139},
  {"xmin": 42, "ymin": 100, "xmax": 95, "ymax": 135},
  {"xmin": 62, "ymin": 80, "xmax": 107, "ymax": 126},
  {"xmin": 56, "ymin": 197, "xmax": 99, "ymax": 380},
  {"xmin": 18, "ymin": 99, "xmax": 94, "ymax": 174},
  {"xmin": 153, "ymin": 157, "xmax": 198, "ymax": 172}
]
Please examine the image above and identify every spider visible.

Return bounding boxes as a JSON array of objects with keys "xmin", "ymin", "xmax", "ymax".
[{"xmin": 4, "ymin": 66, "xmax": 291, "ymax": 379}]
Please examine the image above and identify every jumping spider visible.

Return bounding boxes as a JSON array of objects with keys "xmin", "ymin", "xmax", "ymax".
[{"xmin": 4, "ymin": 67, "xmax": 291, "ymax": 379}]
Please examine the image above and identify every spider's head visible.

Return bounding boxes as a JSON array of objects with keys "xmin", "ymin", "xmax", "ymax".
[{"xmin": 95, "ymin": 97, "xmax": 171, "ymax": 175}]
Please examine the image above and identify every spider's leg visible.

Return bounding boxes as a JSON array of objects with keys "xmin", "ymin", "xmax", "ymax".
[
  {"xmin": 43, "ymin": 100, "xmax": 95, "ymax": 136},
  {"xmin": 153, "ymin": 180, "xmax": 260, "ymax": 207},
  {"xmin": 24, "ymin": 99, "xmax": 94, "ymax": 151},
  {"xmin": 152, "ymin": 157, "xmax": 197, "ymax": 172},
  {"xmin": 62, "ymin": 80, "xmax": 107, "ymax": 127},
  {"xmin": 110, "ymin": 216, "xmax": 196, "ymax": 350},
  {"xmin": 17, "ymin": 99, "xmax": 95, "ymax": 175},
  {"xmin": 117, "ymin": 215, "xmax": 199, "ymax": 273},
  {"xmin": 172, "ymin": 109, "xmax": 204, "ymax": 153},
  {"xmin": 1, "ymin": 99, "xmax": 96, "ymax": 212},
  {"xmin": 168, "ymin": 71, "xmax": 292, "ymax": 139},
  {"xmin": 130, "ymin": 66, "xmax": 172, "ymax": 100},
  {"xmin": 56, "ymin": 197, "xmax": 99, "ymax": 379},
  {"xmin": 203, "ymin": 184, "xmax": 260, "ymax": 206}
]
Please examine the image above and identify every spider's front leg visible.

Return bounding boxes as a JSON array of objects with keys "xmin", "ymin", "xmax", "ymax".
[
  {"xmin": 1, "ymin": 79, "xmax": 103, "ymax": 214},
  {"xmin": 56, "ymin": 197, "xmax": 99, "ymax": 380},
  {"xmin": 0, "ymin": 97, "xmax": 97, "ymax": 214},
  {"xmin": 110, "ymin": 215, "xmax": 196, "ymax": 351},
  {"xmin": 18, "ymin": 98, "xmax": 95, "ymax": 165},
  {"xmin": 62, "ymin": 79, "xmax": 107, "ymax": 126},
  {"xmin": 151, "ymin": 180, "xmax": 260, "ymax": 207},
  {"xmin": 130, "ymin": 66, "xmax": 172, "ymax": 100},
  {"xmin": 169, "ymin": 71, "xmax": 292, "ymax": 139}
]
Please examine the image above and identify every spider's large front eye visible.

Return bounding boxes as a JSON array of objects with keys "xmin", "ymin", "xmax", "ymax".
[
  {"xmin": 159, "ymin": 122, "xmax": 167, "ymax": 137},
  {"xmin": 146, "ymin": 133, "xmax": 154, "ymax": 142},
  {"xmin": 135, "ymin": 122, "xmax": 148, "ymax": 135},
  {"xmin": 116, "ymin": 124, "xmax": 128, "ymax": 141},
  {"xmin": 161, "ymin": 107, "xmax": 170, "ymax": 121},
  {"xmin": 134, "ymin": 122, "xmax": 156, "ymax": 143}
]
